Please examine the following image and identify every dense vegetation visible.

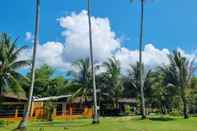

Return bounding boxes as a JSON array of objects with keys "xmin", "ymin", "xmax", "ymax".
[
  {"xmin": 1, "ymin": 33, "xmax": 197, "ymax": 120},
  {"xmin": 0, "ymin": 33, "xmax": 29, "ymax": 99}
]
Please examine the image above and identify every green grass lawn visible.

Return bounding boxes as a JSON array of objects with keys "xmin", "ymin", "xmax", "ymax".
[{"xmin": 1, "ymin": 116, "xmax": 197, "ymax": 131}]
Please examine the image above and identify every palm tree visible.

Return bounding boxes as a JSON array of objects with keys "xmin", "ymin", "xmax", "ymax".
[
  {"xmin": 17, "ymin": 0, "xmax": 40, "ymax": 129},
  {"xmin": 146, "ymin": 68, "xmax": 175, "ymax": 114},
  {"xmin": 161, "ymin": 50, "xmax": 197, "ymax": 119},
  {"xmin": 129, "ymin": 0, "xmax": 146, "ymax": 118},
  {"xmin": 68, "ymin": 58, "xmax": 92, "ymax": 102},
  {"xmin": 87, "ymin": 0, "xmax": 99, "ymax": 123},
  {"xmin": 128, "ymin": 62, "xmax": 151, "ymax": 117},
  {"xmin": 103, "ymin": 57, "xmax": 123, "ymax": 109},
  {"xmin": 0, "ymin": 33, "xmax": 29, "ymax": 95}
]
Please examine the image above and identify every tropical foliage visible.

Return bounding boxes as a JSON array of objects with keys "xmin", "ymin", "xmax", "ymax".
[
  {"xmin": 160, "ymin": 51, "xmax": 197, "ymax": 118},
  {"xmin": 23, "ymin": 64, "xmax": 69, "ymax": 97},
  {"xmin": 102, "ymin": 57, "xmax": 123, "ymax": 109},
  {"xmin": 0, "ymin": 33, "xmax": 29, "ymax": 95},
  {"xmin": 0, "ymin": 33, "xmax": 197, "ymax": 120},
  {"xmin": 128, "ymin": 62, "xmax": 152, "ymax": 115},
  {"xmin": 67, "ymin": 58, "xmax": 94, "ymax": 105}
]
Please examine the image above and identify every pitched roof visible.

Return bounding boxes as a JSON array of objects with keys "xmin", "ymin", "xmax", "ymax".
[
  {"xmin": 118, "ymin": 98, "xmax": 136, "ymax": 103},
  {"xmin": 0, "ymin": 91, "xmax": 27, "ymax": 101},
  {"xmin": 33, "ymin": 95, "xmax": 72, "ymax": 102}
]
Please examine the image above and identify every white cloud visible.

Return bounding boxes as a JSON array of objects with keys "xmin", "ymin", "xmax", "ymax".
[
  {"xmin": 115, "ymin": 44, "xmax": 170, "ymax": 72},
  {"xmin": 20, "ymin": 10, "xmax": 196, "ymax": 74},
  {"xmin": 36, "ymin": 42, "xmax": 66, "ymax": 68},
  {"xmin": 25, "ymin": 32, "xmax": 34, "ymax": 42},
  {"xmin": 20, "ymin": 10, "xmax": 121, "ymax": 71},
  {"xmin": 58, "ymin": 10, "xmax": 121, "ymax": 62},
  {"xmin": 19, "ymin": 42, "xmax": 70, "ymax": 69}
]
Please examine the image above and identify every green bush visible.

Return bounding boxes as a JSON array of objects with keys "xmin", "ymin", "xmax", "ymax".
[
  {"xmin": 125, "ymin": 105, "xmax": 131, "ymax": 115},
  {"xmin": 43, "ymin": 101, "xmax": 55, "ymax": 121},
  {"xmin": 169, "ymin": 110, "xmax": 181, "ymax": 116}
]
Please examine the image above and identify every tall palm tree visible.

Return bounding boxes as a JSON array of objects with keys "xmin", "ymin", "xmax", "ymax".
[
  {"xmin": 87, "ymin": 0, "xmax": 99, "ymax": 123},
  {"xmin": 161, "ymin": 50, "xmax": 197, "ymax": 119},
  {"xmin": 128, "ymin": 62, "xmax": 151, "ymax": 117},
  {"xmin": 0, "ymin": 33, "xmax": 29, "ymax": 95},
  {"xmin": 103, "ymin": 57, "xmax": 123, "ymax": 109},
  {"xmin": 129, "ymin": 0, "xmax": 146, "ymax": 118},
  {"xmin": 17, "ymin": 0, "xmax": 40, "ymax": 129}
]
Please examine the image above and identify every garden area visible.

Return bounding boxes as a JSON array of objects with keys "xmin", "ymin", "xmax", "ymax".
[
  {"xmin": 1, "ymin": 116, "xmax": 197, "ymax": 131},
  {"xmin": 1, "ymin": 0, "xmax": 197, "ymax": 130}
]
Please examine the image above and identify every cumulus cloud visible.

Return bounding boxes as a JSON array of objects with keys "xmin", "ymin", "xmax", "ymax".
[
  {"xmin": 25, "ymin": 32, "xmax": 34, "ymax": 42},
  {"xmin": 58, "ymin": 10, "xmax": 120, "ymax": 62},
  {"xmin": 19, "ymin": 41, "xmax": 70, "ymax": 69},
  {"xmin": 19, "ymin": 10, "xmax": 195, "ymax": 74},
  {"xmin": 20, "ymin": 10, "xmax": 121, "ymax": 70},
  {"xmin": 115, "ymin": 44, "xmax": 170, "ymax": 72}
]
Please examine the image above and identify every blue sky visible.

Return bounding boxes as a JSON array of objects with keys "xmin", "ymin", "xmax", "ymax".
[
  {"xmin": 1, "ymin": 0, "xmax": 197, "ymax": 77},
  {"xmin": 1, "ymin": 0, "xmax": 196, "ymax": 52}
]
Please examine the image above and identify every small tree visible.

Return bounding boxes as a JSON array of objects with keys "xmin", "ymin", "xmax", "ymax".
[
  {"xmin": 161, "ymin": 50, "xmax": 196, "ymax": 119},
  {"xmin": 43, "ymin": 101, "xmax": 55, "ymax": 121}
]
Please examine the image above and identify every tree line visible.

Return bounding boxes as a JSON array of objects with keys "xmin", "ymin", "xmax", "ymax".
[{"xmin": 0, "ymin": 33, "xmax": 197, "ymax": 120}]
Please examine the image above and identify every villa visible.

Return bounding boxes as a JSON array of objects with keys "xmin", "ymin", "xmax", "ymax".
[{"xmin": 0, "ymin": 92, "xmax": 93, "ymax": 120}]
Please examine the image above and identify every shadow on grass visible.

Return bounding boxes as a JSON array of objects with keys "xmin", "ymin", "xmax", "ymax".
[
  {"xmin": 192, "ymin": 115, "xmax": 197, "ymax": 117},
  {"xmin": 149, "ymin": 117, "xmax": 176, "ymax": 121},
  {"xmin": 0, "ymin": 120, "xmax": 5, "ymax": 127},
  {"xmin": 30, "ymin": 120, "xmax": 91, "ymax": 129}
]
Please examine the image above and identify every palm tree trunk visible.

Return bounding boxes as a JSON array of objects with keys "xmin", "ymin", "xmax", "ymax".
[
  {"xmin": 16, "ymin": 0, "xmax": 40, "ymax": 130},
  {"xmin": 87, "ymin": 0, "xmax": 99, "ymax": 124},
  {"xmin": 139, "ymin": 0, "xmax": 146, "ymax": 119},
  {"xmin": 182, "ymin": 94, "xmax": 189, "ymax": 119}
]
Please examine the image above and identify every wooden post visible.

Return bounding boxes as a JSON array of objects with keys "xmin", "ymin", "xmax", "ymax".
[
  {"xmin": 30, "ymin": 102, "xmax": 35, "ymax": 117},
  {"xmin": 53, "ymin": 108, "xmax": 57, "ymax": 117},
  {"xmin": 15, "ymin": 108, "xmax": 18, "ymax": 118},
  {"xmin": 69, "ymin": 104, "xmax": 72, "ymax": 120},
  {"xmin": 62, "ymin": 103, "xmax": 66, "ymax": 116}
]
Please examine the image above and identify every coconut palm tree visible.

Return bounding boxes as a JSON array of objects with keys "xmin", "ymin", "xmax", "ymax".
[
  {"xmin": 161, "ymin": 50, "xmax": 197, "ymax": 119},
  {"xmin": 103, "ymin": 57, "xmax": 123, "ymax": 109},
  {"xmin": 17, "ymin": 0, "xmax": 40, "ymax": 130},
  {"xmin": 146, "ymin": 68, "xmax": 176, "ymax": 114},
  {"xmin": 0, "ymin": 33, "xmax": 29, "ymax": 95},
  {"xmin": 128, "ymin": 62, "xmax": 151, "ymax": 116},
  {"xmin": 129, "ymin": 0, "xmax": 146, "ymax": 118},
  {"xmin": 68, "ymin": 58, "xmax": 92, "ymax": 101},
  {"xmin": 86, "ymin": 0, "xmax": 99, "ymax": 123}
]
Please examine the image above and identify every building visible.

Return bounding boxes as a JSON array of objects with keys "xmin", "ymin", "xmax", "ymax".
[
  {"xmin": 0, "ymin": 91, "xmax": 27, "ymax": 119},
  {"xmin": 0, "ymin": 92, "xmax": 93, "ymax": 120},
  {"xmin": 32, "ymin": 95, "xmax": 93, "ymax": 120},
  {"xmin": 0, "ymin": 90, "xmax": 136, "ymax": 120}
]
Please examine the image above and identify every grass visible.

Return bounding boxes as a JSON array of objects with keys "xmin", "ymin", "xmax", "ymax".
[
  {"xmin": 0, "ymin": 120, "xmax": 5, "ymax": 127},
  {"xmin": 0, "ymin": 116, "xmax": 197, "ymax": 131}
]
